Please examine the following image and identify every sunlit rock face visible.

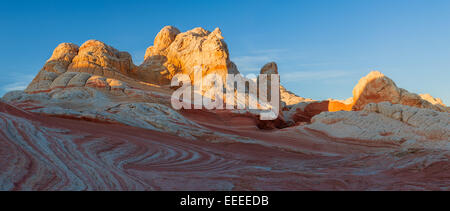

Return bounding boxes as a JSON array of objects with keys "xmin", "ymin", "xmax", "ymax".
[
  {"xmin": 143, "ymin": 26, "xmax": 239, "ymax": 85},
  {"xmin": 68, "ymin": 40, "xmax": 136, "ymax": 77},
  {"xmin": 420, "ymin": 93, "xmax": 447, "ymax": 107},
  {"xmin": 26, "ymin": 26, "xmax": 241, "ymax": 89},
  {"xmin": 2, "ymin": 97, "xmax": 450, "ymax": 190},
  {"xmin": 25, "ymin": 43, "xmax": 79, "ymax": 93},
  {"xmin": 352, "ymin": 71, "xmax": 448, "ymax": 112}
]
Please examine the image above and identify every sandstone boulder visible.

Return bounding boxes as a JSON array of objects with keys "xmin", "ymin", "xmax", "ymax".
[
  {"xmin": 352, "ymin": 71, "xmax": 447, "ymax": 112},
  {"xmin": 352, "ymin": 71, "xmax": 401, "ymax": 110},
  {"xmin": 260, "ymin": 62, "xmax": 278, "ymax": 75}
]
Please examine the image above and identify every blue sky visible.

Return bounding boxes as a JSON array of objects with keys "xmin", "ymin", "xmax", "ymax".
[{"xmin": 1, "ymin": 0, "xmax": 449, "ymax": 104}]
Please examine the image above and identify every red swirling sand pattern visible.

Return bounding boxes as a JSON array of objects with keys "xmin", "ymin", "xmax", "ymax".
[{"xmin": 0, "ymin": 101, "xmax": 449, "ymax": 190}]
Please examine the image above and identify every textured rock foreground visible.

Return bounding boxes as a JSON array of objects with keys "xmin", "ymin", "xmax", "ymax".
[
  {"xmin": 1, "ymin": 26, "xmax": 449, "ymax": 190},
  {"xmin": 1, "ymin": 98, "xmax": 449, "ymax": 190}
]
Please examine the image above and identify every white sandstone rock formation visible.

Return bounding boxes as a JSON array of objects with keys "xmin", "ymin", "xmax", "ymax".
[
  {"xmin": 143, "ymin": 26, "xmax": 239, "ymax": 85},
  {"xmin": 306, "ymin": 102, "xmax": 450, "ymax": 146}
]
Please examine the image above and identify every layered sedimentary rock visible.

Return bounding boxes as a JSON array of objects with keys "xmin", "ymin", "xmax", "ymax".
[
  {"xmin": 25, "ymin": 43, "xmax": 79, "ymax": 93},
  {"xmin": 25, "ymin": 40, "xmax": 139, "ymax": 94},
  {"xmin": 4, "ymin": 87, "xmax": 250, "ymax": 141}
]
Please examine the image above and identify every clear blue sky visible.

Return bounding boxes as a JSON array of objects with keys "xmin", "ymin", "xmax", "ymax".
[{"xmin": 1, "ymin": 0, "xmax": 449, "ymax": 104}]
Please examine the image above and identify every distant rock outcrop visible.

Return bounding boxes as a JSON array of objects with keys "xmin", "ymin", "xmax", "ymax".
[
  {"xmin": 351, "ymin": 71, "xmax": 447, "ymax": 112},
  {"xmin": 25, "ymin": 26, "xmax": 241, "ymax": 93},
  {"xmin": 259, "ymin": 62, "xmax": 314, "ymax": 107},
  {"xmin": 308, "ymin": 102, "xmax": 450, "ymax": 143},
  {"xmin": 420, "ymin": 93, "xmax": 446, "ymax": 107},
  {"xmin": 25, "ymin": 40, "xmax": 141, "ymax": 94}
]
